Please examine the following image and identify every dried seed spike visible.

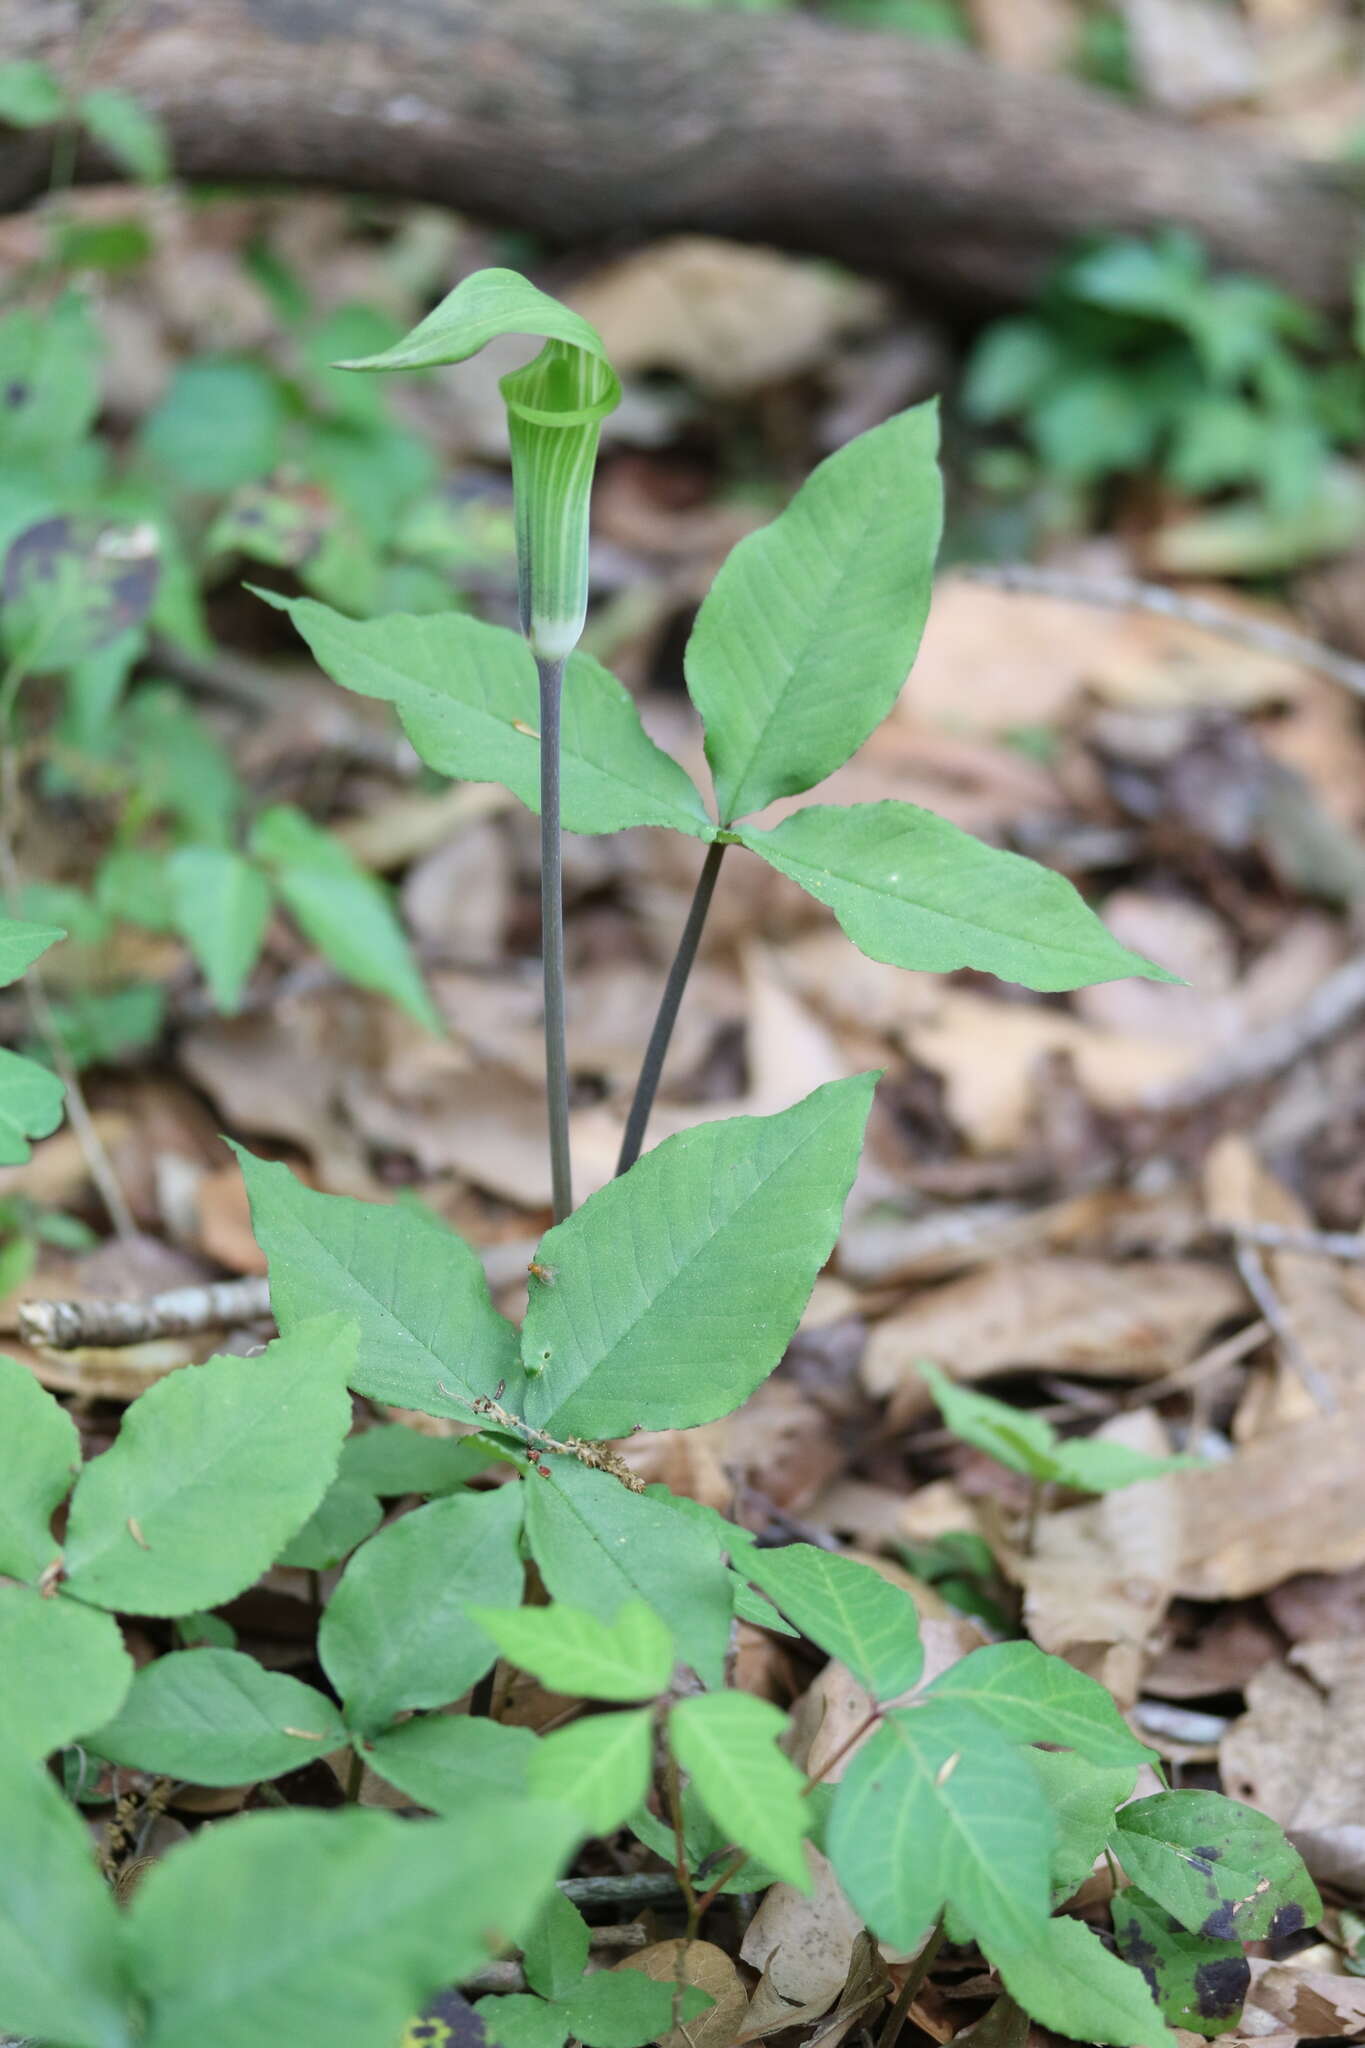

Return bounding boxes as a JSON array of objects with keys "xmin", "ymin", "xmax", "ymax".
[
  {"xmin": 282, "ymin": 1727, "xmax": 327, "ymax": 1740},
  {"xmin": 935, "ymin": 1752, "xmax": 961, "ymax": 1787},
  {"xmin": 127, "ymin": 1517, "xmax": 150, "ymax": 1550}
]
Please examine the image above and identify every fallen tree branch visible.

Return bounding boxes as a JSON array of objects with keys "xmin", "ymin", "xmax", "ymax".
[
  {"xmin": 962, "ymin": 564, "xmax": 1365, "ymax": 702},
  {"xmin": 1, "ymin": 0, "xmax": 1357, "ymax": 310},
  {"xmin": 17, "ymin": 1275, "xmax": 272, "ymax": 1349}
]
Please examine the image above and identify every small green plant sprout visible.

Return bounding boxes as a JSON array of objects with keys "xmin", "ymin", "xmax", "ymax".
[{"xmin": 920, "ymin": 1361, "xmax": 1202, "ymax": 1496}]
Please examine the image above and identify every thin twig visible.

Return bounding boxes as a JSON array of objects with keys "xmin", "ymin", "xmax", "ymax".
[
  {"xmin": 617, "ymin": 838, "xmax": 727, "ymax": 1176},
  {"xmin": 16, "ymin": 1275, "xmax": 272, "ymax": 1349},
  {"xmin": 1233, "ymin": 1241, "xmax": 1337, "ymax": 1414},
  {"xmin": 876, "ymin": 1915, "xmax": 947, "ymax": 2048},
  {"xmin": 536, "ymin": 653, "xmax": 572, "ymax": 1222},
  {"xmin": 1140, "ymin": 951, "xmax": 1365, "ymax": 1116},
  {"xmin": 962, "ymin": 563, "xmax": 1365, "ymax": 702},
  {"xmin": 1221, "ymin": 1219, "xmax": 1365, "ymax": 1264},
  {"xmin": 1123, "ymin": 1316, "xmax": 1269, "ymax": 1405},
  {"xmin": 558, "ymin": 1873, "xmax": 683, "ymax": 1907}
]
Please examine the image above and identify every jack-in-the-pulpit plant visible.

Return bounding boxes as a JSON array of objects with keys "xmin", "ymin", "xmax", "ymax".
[{"xmin": 0, "ymin": 270, "xmax": 1319, "ymax": 2048}]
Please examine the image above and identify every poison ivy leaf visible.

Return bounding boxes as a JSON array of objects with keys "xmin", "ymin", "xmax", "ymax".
[
  {"xmin": 527, "ymin": 1708, "xmax": 653, "ymax": 1836},
  {"xmin": 1113, "ymin": 1887, "xmax": 1249, "ymax": 2039},
  {"xmin": 0, "ymin": 912, "xmax": 63, "ymax": 986},
  {"xmin": 670, "ymin": 1691, "xmax": 811, "ymax": 1891},
  {"xmin": 470, "ymin": 1599, "xmax": 673, "ymax": 1702},
  {"xmin": 560, "ymin": 1969, "xmax": 709, "ymax": 2048},
  {"xmin": 127, "ymin": 1801, "xmax": 581, "ymax": 2048},
  {"xmin": 739, "ymin": 805, "xmax": 1172, "ymax": 993},
  {"xmin": 0, "ymin": 1350, "xmax": 78, "ymax": 1578},
  {"xmin": 340, "ymin": 1423, "xmax": 498, "ymax": 1496},
  {"xmin": 0, "ymin": 1046, "xmax": 65, "ymax": 1163},
  {"xmin": 61, "ymin": 1314, "xmax": 357, "ymax": 1615},
  {"xmin": 366, "ymin": 1713, "xmax": 536, "ymax": 1815},
  {"xmin": 1027, "ymin": 1749, "xmax": 1138, "ymax": 1905},
  {"xmin": 928, "ymin": 1642, "xmax": 1155, "ymax": 1767},
  {"xmin": 1113, "ymin": 1791, "xmax": 1321, "ymax": 1943},
  {"xmin": 167, "ymin": 846, "xmax": 271, "ymax": 1012},
  {"xmin": 251, "ymin": 803, "xmax": 441, "ymax": 1031},
  {"xmin": 525, "ymin": 1889, "xmax": 590, "ymax": 2001},
  {"xmin": 0, "ymin": 1734, "xmax": 132, "ymax": 2048},
  {"xmin": 236, "ymin": 1148, "xmax": 522, "ymax": 1417},
  {"xmin": 261, "ymin": 593, "xmax": 715, "ymax": 840},
  {"xmin": 737, "ymin": 1542, "xmax": 923, "ymax": 1700},
  {"xmin": 88, "ymin": 1647, "xmax": 345, "ymax": 1784},
  {"xmin": 826, "ymin": 1698, "xmax": 1052, "ymax": 1952},
  {"xmin": 0, "ymin": 58, "xmax": 63, "ymax": 126},
  {"xmin": 321, "ymin": 1482, "xmax": 525, "ymax": 1735},
  {"xmin": 79, "ymin": 87, "xmax": 170, "ymax": 182},
  {"xmin": 521, "ymin": 1075, "xmax": 875, "ymax": 1438},
  {"xmin": 0, "ymin": 1583, "xmax": 132, "ymax": 1757},
  {"xmin": 989, "ymin": 1913, "xmax": 1174, "ymax": 2048},
  {"xmin": 685, "ymin": 405, "xmax": 942, "ymax": 824},
  {"xmin": 524, "ymin": 1461, "xmax": 732, "ymax": 1689}
]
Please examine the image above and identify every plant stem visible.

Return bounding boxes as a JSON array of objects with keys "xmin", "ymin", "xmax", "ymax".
[
  {"xmin": 876, "ymin": 1915, "xmax": 946, "ymax": 2048},
  {"xmin": 345, "ymin": 1748, "xmax": 364, "ymax": 1802},
  {"xmin": 536, "ymin": 653, "xmax": 572, "ymax": 1222},
  {"xmin": 616, "ymin": 838, "xmax": 727, "ymax": 1176}
]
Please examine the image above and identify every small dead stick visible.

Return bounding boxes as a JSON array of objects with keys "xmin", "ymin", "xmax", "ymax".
[
  {"xmin": 17, "ymin": 1275, "xmax": 273, "ymax": 1349},
  {"xmin": 1232, "ymin": 1241, "xmax": 1337, "ymax": 1414},
  {"xmin": 961, "ymin": 563, "xmax": 1365, "ymax": 703}
]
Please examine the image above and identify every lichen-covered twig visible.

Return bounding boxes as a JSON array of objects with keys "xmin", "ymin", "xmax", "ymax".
[{"xmin": 17, "ymin": 1275, "xmax": 272, "ymax": 1350}]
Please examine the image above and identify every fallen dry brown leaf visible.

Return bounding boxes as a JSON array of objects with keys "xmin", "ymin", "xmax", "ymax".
[
  {"xmin": 1242, "ymin": 1955, "xmax": 1365, "ymax": 2037},
  {"xmin": 570, "ymin": 238, "xmax": 886, "ymax": 399},
  {"xmin": 615, "ymin": 1939, "xmax": 750, "ymax": 2048},
  {"xmin": 862, "ymin": 1256, "xmax": 1241, "ymax": 1419},
  {"xmin": 1172, "ymin": 1398, "xmax": 1365, "ymax": 1599},
  {"xmin": 1023, "ymin": 1410, "xmax": 1182, "ymax": 1706},
  {"xmin": 1204, "ymin": 1133, "xmax": 1365, "ymax": 1429},
  {"xmin": 1221, "ymin": 1643, "xmax": 1365, "ymax": 1894},
  {"xmin": 739, "ymin": 1847, "xmax": 864, "ymax": 2038}
]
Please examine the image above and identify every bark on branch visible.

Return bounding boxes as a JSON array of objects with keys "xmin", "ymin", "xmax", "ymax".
[{"xmin": 1, "ymin": 0, "xmax": 1359, "ymax": 310}]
